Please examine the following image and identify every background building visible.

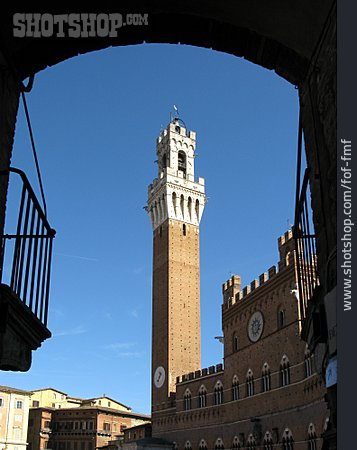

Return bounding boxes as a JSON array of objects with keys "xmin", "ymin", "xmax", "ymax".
[
  {"xmin": 0, "ymin": 386, "xmax": 31, "ymax": 450},
  {"xmin": 31, "ymin": 389, "xmax": 81, "ymax": 410},
  {"xmin": 30, "ymin": 390, "xmax": 131, "ymax": 413},
  {"xmin": 27, "ymin": 391, "xmax": 150, "ymax": 450},
  {"xmin": 28, "ymin": 406, "xmax": 150, "ymax": 450}
]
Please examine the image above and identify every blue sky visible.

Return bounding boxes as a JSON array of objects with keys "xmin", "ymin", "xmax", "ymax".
[{"xmin": 0, "ymin": 44, "xmax": 301, "ymax": 414}]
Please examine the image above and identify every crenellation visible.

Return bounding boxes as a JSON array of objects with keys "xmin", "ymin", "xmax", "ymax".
[
  {"xmin": 259, "ymin": 272, "xmax": 268, "ymax": 285},
  {"xmin": 176, "ymin": 366, "xmax": 223, "ymax": 385},
  {"xmin": 223, "ymin": 253, "xmax": 296, "ymax": 309},
  {"xmin": 208, "ymin": 365, "xmax": 215, "ymax": 375},
  {"xmin": 278, "ymin": 260, "xmax": 286, "ymax": 271},
  {"xmin": 250, "ymin": 279, "xmax": 259, "ymax": 291},
  {"xmin": 268, "ymin": 265, "xmax": 277, "ymax": 278},
  {"xmin": 242, "ymin": 285, "xmax": 251, "ymax": 297}
]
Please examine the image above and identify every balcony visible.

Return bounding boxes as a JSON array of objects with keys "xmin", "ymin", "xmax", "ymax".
[
  {"xmin": 294, "ymin": 168, "xmax": 326, "ymax": 347},
  {"xmin": 0, "ymin": 167, "xmax": 55, "ymax": 371}
]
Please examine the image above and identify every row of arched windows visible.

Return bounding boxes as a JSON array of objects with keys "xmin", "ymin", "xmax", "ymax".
[
  {"xmin": 183, "ymin": 356, "xmax": 300, "ymax": 410},
  {"xmin": 176, "ymin": 426, "xmax": 317, "ymax": 450}
]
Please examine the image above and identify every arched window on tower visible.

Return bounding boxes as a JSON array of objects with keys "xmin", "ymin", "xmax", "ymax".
[
  {"xmin": 198, "ymin": 385, "xmax": 207, "ymax": 408},
  {"xmin": 278, "ymin": 307, "xmax": 286, "ymax": 329},
  {"xmin": 282, "ymin": 429, "xmax": 294, "ymax": 450},
  {"xmin": 232, "ymin": 375, "xmax": 239, "ymax": 401},
  {"xmin": 198, "ymin": 439, "xmax": 208, "ymax": 450},
  {"xmin": 307, "ymin": 424, "xmax": 317, "ymax": 450},
  {"xmin": 184, "ymin": 441, "xmax": 192, "ymax": 450},
  {"xmin": 214, "ymin": 381, "xmax": 224, "ymax": 405},
  {"xmin": 246, "ymin": 369, "xmax": 254, "ymax": 397},
  {"xmin": 162, "ymin": 153, "xmax": 167, "ymax": 169},
  {"xmin": 184, "ymin": 389, "xmax": 192, "ymax": 411},
  {"xmin": 195, "ymin": 199, "xmax": 200, "ymax": 222},
  {"xmin": 180, "ymin": 194, "xmax": 185, "ymax": 219},
  {"xmin": 172, "ymin": 192, "xmax": 177, "ymax": 217},
  {"xmin": 187, "ymin": 196, "xmax": 192, "ymax": 220},
  {"xmin": 263, "ymin": 431, "xmax": 273, "ymax": 450},
  {"xmin": 178, "ymin": 150, "xmax": 187, "ymax": 178},
  {"xmin": 261, "ymin": 363, "xmax": 271, "ymax": 392},
  {"xmin": 280, "ymin": 355, "xmax": 291, "ymax": 386},
  {"xmin": 233, "ymin": 333, "xmax": 239, "ymax": 352}
]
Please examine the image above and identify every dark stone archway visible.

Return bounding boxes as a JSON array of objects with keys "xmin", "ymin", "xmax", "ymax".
[{"xmin": 0, "ymin": 2, "xmax": 336, "ymax": 447}]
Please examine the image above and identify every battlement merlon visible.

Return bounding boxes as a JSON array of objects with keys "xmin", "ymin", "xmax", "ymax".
[
  {"xmin": 222, "ymin": 230, "xmax": 297, "ymax": 309},
  {"xmin": 222, "ymin": 275, "xmax": 241, "ymax": 305},
  {"xmin": 157, "ymin": 120, "xmax": 196, "ymax": 144},
  {"xmin": 278, "ymin": 228, "xmax": 295, "ymax": 263}
]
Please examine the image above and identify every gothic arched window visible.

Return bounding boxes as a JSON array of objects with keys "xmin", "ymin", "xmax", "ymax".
[
  {"xmin": 198, "ymin": 439, "xmax": 208, "ymax": 450},
  {"xmin": 214, "ymin": 438, "xmax": 224, "ymax": 450},
  {"xmin": 262, "ymin": 363, "xmax": 271, "ymax": 392},
  {"xmin": 184, "ymin": 389, "xmax": 192, "ymax": 411},
  {"xmin": 282, "ymin": 429, "xmax": 294, "ymax": 450},
  {"xmin": 198, "ymin": 385, "xmax": 207, "ymax": 408},
  {"xmin": 232, "ymin": 436, "xmax": 242, "ymax": 449},
  {"xmin": 263, "ymin": 431, "xmax": 273, "ymax": 450},
  {"xmin": 280, "ymin": 355, "xmax": 291, "ymax": 386},
  {"xmin": 307, "ymin": 424, "xmax": 317, "ymax": 450},
  {"xmin": 184, "ymin": 441, "xmax": 192, "ymax": 450},
  {"xmin": 214, "ymin": 381, "xmax": 224, "ymax": 405},
  {"xmin": 247, "ymin": 434, "xmax": 256, "ymax": 450},
  {"xmin": 246, "ymin": 369, "xmax": 254, "ymax": 397},
  {"xmin": 232, "ymin": 375, "xmax": 239, "ymax": 401}
]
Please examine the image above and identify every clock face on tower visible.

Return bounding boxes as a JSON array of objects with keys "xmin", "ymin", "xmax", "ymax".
[
  {"xmin": 247, "ymin": 311, "xmax": 264, "ymax": 342},
  {"xmin": 154, "ymin": 366, "xmax": 166, "ymax": 388}
]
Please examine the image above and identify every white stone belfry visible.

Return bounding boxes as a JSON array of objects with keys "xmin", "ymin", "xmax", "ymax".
[{"xmin": 147, "ymin": 118, "xmax": 206, "ymax": 229}]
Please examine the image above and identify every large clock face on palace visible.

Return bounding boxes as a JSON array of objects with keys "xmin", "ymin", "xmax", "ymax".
[
  {"xmin": 154, "ymin": 366, "xmax": 165, "ymax": 388},
  {"xmin": 247, "ymin": 311, "xmax": 264, "ymax": 342}
]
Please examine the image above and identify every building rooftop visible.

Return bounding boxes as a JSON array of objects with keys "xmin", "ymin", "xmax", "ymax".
[
  {"xmin": 0, "ymin": 385, "xmax": 32, "ymax": 395},
  {"xmin": 31, "ymin": 387, "xmax": 68, "ymax": 396}
]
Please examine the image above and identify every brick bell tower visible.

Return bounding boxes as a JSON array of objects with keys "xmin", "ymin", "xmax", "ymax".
[{"xmin": 147, "ymin": 117, "xmax": 206, "ymax": 414}]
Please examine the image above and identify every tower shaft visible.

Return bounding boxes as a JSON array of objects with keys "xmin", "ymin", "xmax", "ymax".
[{"xmin": 148, "ymin": 119, "xmax": 205, "ymax": 412}]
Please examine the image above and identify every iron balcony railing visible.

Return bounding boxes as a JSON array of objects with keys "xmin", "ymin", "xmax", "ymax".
[
  {"xmin": 0, "ymin": 167, "xmax": 56, "ymax": 328},
  {"xmin": 294, "ymin": 167, "xmax": 319, "ymax": 323}
]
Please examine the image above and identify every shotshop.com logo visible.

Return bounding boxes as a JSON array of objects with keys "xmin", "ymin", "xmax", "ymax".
[{"xmin": 13, "ymin": 13, "xmax": 149, "ymax": 38}]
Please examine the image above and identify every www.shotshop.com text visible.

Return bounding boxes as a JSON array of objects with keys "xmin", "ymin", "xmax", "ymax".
[{"xmin": 341, "ymin": 138, "xmax": 353, "ymax": 311}]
